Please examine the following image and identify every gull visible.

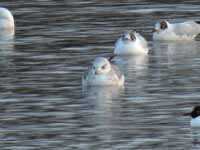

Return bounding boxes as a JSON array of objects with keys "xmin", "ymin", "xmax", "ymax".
[
  {"xmin": 184, "ymin": 106, "xmax": 200, "ymax": 128},
  {"xmin": 114, "ymin": 31, "xmax": 148, "ymax": 55},
  {"xmin": 153, "ymin": 20, "xmax": 200, "ymax": 41},
  {"xmin": 82, "ymin": 57, "xmax": 124, "ymax": 86},
  {"xmin": 0, "ymin": 7, "xmax": 15, "ymax": 38}
]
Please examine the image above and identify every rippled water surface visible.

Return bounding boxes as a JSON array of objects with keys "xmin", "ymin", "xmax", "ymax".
[{"xmin": 1, "ymin": 0, "xmax": 200, "ymax": 149}]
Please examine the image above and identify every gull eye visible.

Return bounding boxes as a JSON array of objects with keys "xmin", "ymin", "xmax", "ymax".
[{"xmin": 102, "ymin": 64, "xmax": 107, "ymax": 69}]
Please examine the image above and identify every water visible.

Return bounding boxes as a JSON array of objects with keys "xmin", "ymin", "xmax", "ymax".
[{"xmin": 1, "ymin": 0, "xmax": 200, "ymax": 149}]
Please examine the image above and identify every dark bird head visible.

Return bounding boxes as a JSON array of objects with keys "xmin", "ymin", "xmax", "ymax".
[
  {"xmin": 153, "ymin": 20, "xmax": 168, "ymax": 32},
  {"xmin": 184, "ymin": 105, "xmax": 200, "ymax": 118}
]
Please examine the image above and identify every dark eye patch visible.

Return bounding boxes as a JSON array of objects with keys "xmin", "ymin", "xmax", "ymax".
[
  {"xmin": 130, "ymin": 32, "xmax": 136, "ymax": 41},
  {"xmin": 160, "ymin": 20, "xmax": 168, "ymax": 30},
  {"xmin": 102, "ymin": 64, "xmax": 107, "ymax": 69},
  {"xmin": 122, "ymin": 33, "xmax": 129, "ymax": 41}
]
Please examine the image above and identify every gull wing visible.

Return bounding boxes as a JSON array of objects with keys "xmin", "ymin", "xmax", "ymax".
[
  {"xmin": 110, "ymin": 64, "xmax": 124, "ymax": 80},
  {"xmin": 135, "ymin": 32, "xmax": 148, "ymax": 50},
  {"xmin": 173, "ymin": 21, "xmax": 200, "ymax": 37}
]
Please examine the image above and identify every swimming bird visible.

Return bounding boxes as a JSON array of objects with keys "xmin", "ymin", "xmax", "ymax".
[
  {"xmin": 82, "ymin": 57, "xmax": 124, "ymax": 86},
  {"xmin": 0, "ymin": 7, "xmax": 15, "ymax": 37},
  {"xmin": 114, "ymin": 31, "xmax": 148, "ymax": 55},
  {"xmin": 184, "ymin": 106, "xmax": 200, "ymax": 128},
  {"xmin": 153, "ymin": 20, "xmax": 200, "ymax": 41}
]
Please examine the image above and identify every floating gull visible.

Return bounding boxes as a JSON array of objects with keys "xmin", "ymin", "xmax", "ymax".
[
  {"xmin": 0, "ymin": 7, "xmax": 15, "ymax": 39},
  {"xmin": 184, "ymin": 106, "xmax": 200, "ymax": 128},
  {"xmin": 114, "ymin": 31, "xmax": 148, "ymax": 55},
  {"xmin": 153, "ymin": 20, "xmax": 200, "ymax": 41},
  {"xmin": 82, "ymin": 57, "xmax": 124, "ymax": 86}
]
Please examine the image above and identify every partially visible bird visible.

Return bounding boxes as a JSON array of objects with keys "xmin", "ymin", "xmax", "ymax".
[
  {"xmin": 184, "ymin": 105, "xmax": 200, "ymax": 128},
  {"xmin": 114, "ymin": 31, "xmax": 148, "ymax": 55},
  {"xmin": 0, "ymin": 7, "xmax": 15, "ymax": 38},
  {"xmin": 153, "ymin": 20, "xmax": 200, "ymax": 41}
]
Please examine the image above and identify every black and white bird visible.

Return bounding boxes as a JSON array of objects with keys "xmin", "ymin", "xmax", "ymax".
[
  {"xmin": 153, "ymin": 20, "xmax": 200, "ymax": 41},
  {"xmin": 184, "ymin": 106, "xmax": 200, "ymax": 128}
]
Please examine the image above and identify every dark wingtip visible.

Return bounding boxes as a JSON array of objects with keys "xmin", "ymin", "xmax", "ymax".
[{"xmin": 195, "ymin": 21, "xmax": 200, "ymax": 24}]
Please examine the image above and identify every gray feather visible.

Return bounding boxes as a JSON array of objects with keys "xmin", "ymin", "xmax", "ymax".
[
  {"xmin": 110, "ymin": 64, "xmax": 123, "ymax": 80},
  {"xmin": 173, "ymin": 21, "xmax": 200, "ymax": 37}
]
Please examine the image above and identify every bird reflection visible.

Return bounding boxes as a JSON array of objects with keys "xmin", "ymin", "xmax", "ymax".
[
  {"xmin": 152, "ymin": 41, "xmax": 200, "ymax": 64},
  {"xmin": 191, "ymin": 128, "xmax": 200, "ymax": 144},
  {"xmin": 112, "ymin": 55, "xmax": 148, "ymax": 78},
  {"xmin": 83, "ymin": 85, "xmax": 124, "ymax": 105},
  {"xmin": 82, "ymin": 85, "xmax": 124, "ymax": 144},
  {"xmin": 112, "ymin": 55, "xmax": 149, "ymax": 96},
  {"xmin": 0, "ymin": 38, "xmax": 15, "ymax": 94},
  {"xmin": 0, "ymin": 37, "xmax": 15, "ymax": 63}
]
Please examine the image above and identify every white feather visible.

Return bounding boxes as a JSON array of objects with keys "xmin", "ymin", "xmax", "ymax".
[
  {"xmin": 153, "ymin": 20, "xmax": 200, "ymax": 41},
  {"xmin": 82, "ymin": 57, "xmax": 124, "ymax": 86},
  {"xmin": 191, "ymin": 117, "xmax": 200, "ymax": 128},
  {"xmin": 114, "ymin": 32, "xmax": 148, "ymax": 55},
  {"xmin": 0, "ymin": 7, "xmax": 15, "ymax": 38}
]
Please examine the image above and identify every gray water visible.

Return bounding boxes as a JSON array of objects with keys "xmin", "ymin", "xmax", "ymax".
[{"xmin": 1, "ymin": 0, "xmax": 200, "ymax": 149}]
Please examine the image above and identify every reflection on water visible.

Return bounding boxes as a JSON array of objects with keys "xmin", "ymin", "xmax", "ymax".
[
  {"xmin": 113, "ymin": 55, "xmax": 149, "ymax": 77},
  {"xmin": 83, "ymin": 85, "xmax": 124, "ymax": 101},
  {"xmin": 113, "ymin": 55, "xmax": 149, "ymax": 100},
  {"xmin": 153, "ymin": 41, "xmax": 200, "ymax": 64},
  {"xmin": 191, "ymin": 129, "xmax": 200, "ymax": 144},
  {"xmin": 1, "ymin": 0, "xmax": 200, "ymax": 149},
  {"xmin": 82, "ymin": 86, "xmax": 124, "ymax": 147}
]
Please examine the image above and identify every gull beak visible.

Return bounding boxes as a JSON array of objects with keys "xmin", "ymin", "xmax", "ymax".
[
  {"xmin": 123, "ymin": 33, "xmax": 131, "ymax": 41},
  {"xmin": 124, "ymin": 37, "xmax": 130, "ymax": 40},
  {"xmin": 108, "ymin": 55, "xmax": 115, "ymax": 62},
  {"xmin": 95, "ymin": 71, "xmax": 99, "ymax": 75},
  {"xmin": 123, "ymin": 35, "xmax": 130, "ymax": 41},
  {"xmin": 95, "ymin": 69, "xmax": 101, "ymax": 75}
]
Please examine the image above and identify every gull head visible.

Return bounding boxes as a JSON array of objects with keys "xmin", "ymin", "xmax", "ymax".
[
  {"xmin": 154, "ymin": 20, "xmax": 168, "ymax": 32},
  {"xmin": 122, "ymin": 31, "xmax": 136, "ymax": 41},
  {"xmin": 191, "ymin": 106, "xmax": 200, "ymax": 118},
  {"xmin": 91, "ymin": 57, "xmax": 111, "ymax": 75}
]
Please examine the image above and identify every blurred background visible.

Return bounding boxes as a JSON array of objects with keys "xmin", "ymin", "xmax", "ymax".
[{"xmin": 0, "ymin": 0, "xmax": 200, "ymax": 149}]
